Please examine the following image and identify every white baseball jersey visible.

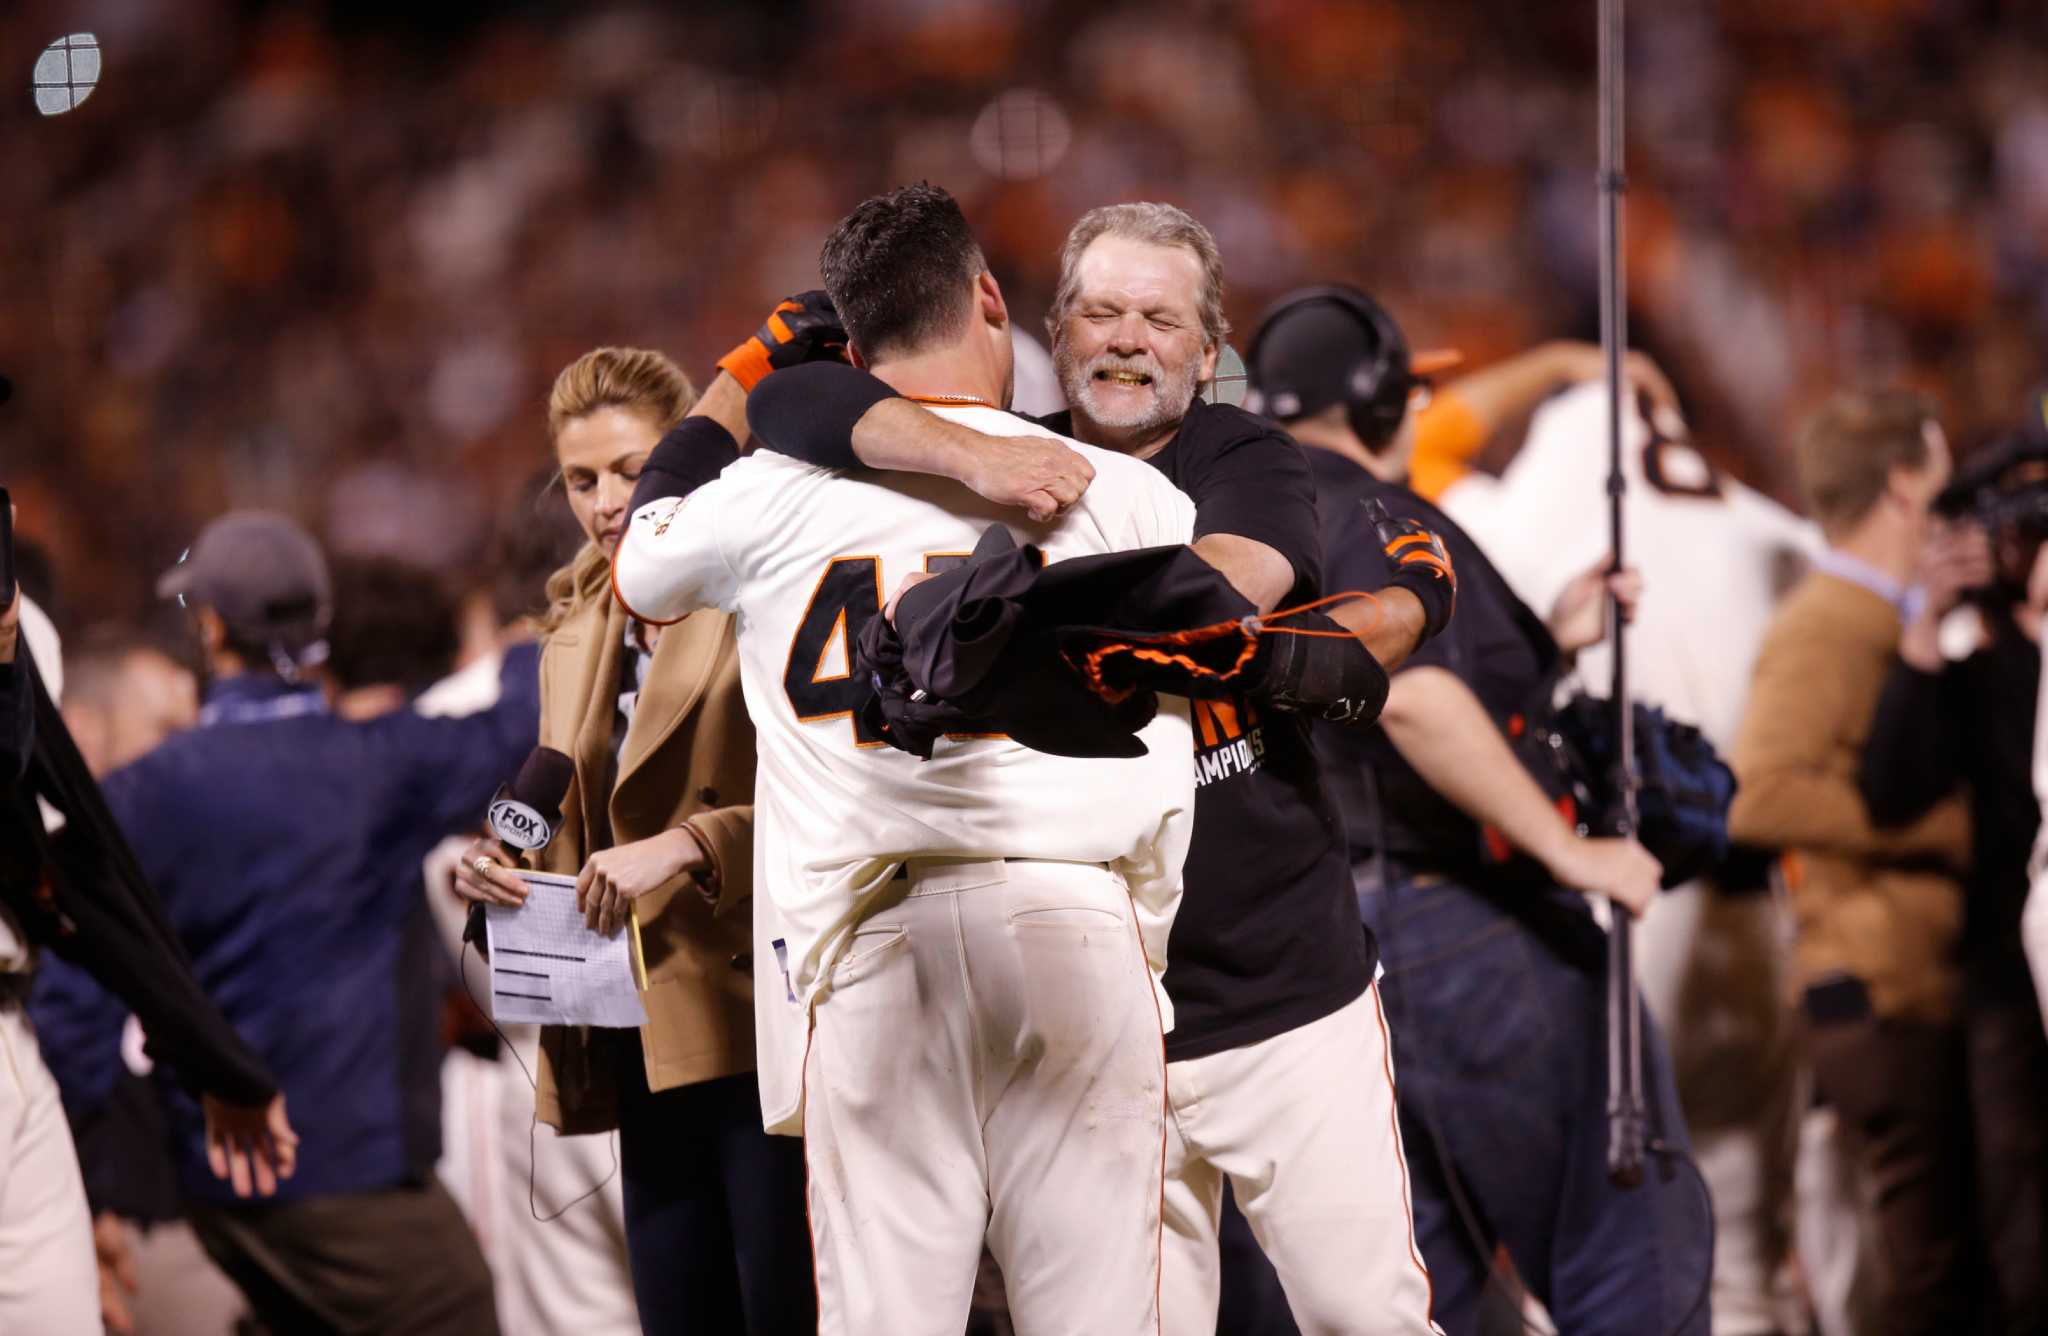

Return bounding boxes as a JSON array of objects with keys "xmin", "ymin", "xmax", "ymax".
[
  {"xmin": 1427, "ymin": 381, "xmax": 1821, "ymax": 751},
  {"xmin": 1, "ymin": 597, "xmax": 63, "ymax": 970},
  {"xmin": 613, "ymin": 404, "xmax": 1198, "ymax": 1131},
  {"xmin": 2026, "ymin": 611, "xmax": 2048, "ymax": 1036}
]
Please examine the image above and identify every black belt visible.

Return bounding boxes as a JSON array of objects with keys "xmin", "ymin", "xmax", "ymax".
[
  {"xmin": 887, "ymin": 856, "xmax": 1095, "ymax": 883},
  {"xmin": 890, "ymin": 856, "xmax": 1012, "ymax": 882}
]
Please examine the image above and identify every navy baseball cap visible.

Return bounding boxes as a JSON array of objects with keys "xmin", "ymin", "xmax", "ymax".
[{"xmin": 157, "ymin": 511, "xmax": 332, "ymax": 652}]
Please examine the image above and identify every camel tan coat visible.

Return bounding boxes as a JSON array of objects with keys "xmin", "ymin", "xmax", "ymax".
[
  {"xmin": 529, "ymin": 553, "xmax": 757, "ymax": 1133},
  {"xmin": 1729, "ymin": 570, "xmax": 1971, "ymax": 1022}
]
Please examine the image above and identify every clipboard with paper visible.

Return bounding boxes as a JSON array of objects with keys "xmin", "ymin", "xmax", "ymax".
[{"xmin": 483, "ymin": 871, "xmax": 648, "ymax": 1028}]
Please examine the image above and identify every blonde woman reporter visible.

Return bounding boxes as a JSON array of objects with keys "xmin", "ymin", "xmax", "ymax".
[{"xmin": 453, "ymin": 349, "xmax": 812, "ymax": 1335}]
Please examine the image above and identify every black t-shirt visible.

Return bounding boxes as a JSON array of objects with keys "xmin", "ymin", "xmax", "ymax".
[
  {"xmin": 1042, "ymin": 400, "xmax": 1375, "ymax": 1061},
  {"xmin": 1308, "ymin": 448, "xmax": 1561, "ymax": 868}
]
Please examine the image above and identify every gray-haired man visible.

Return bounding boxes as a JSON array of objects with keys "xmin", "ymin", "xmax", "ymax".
[{"xmin": 748, "ymin": 202, "xmax": 1448, "ymax": 1335}]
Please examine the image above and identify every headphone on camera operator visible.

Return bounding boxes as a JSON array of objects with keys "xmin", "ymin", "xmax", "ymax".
[{"xmin": 1243, "ymin": 284, "xmax": 1451, "ymax": 455}]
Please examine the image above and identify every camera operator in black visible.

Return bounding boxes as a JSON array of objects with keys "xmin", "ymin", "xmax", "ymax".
[
  {"xmin": 1249, "ymin": 285, "xmax": 1710, "ymax": 1336},
  {"xmin": 1858, "ymin": 397, "xmax": 2048, "ymax": 1336}
]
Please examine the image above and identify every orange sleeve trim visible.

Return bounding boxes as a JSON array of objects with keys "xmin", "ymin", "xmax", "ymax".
[{"xmin": 1407, "ymin": 390, "xmax": 1488, "ymax": 504}]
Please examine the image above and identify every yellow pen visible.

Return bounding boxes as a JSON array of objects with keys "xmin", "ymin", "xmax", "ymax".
[{"xmin": 627, "ymin": 903, "xmax": 650, "ymax": 992}]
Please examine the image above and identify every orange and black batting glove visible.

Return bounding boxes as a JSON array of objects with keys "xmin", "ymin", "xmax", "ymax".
[
  {"xmin": 1364, "ymin": 498, "xmax": 1457, "ymax": 643},
  {"xmin": 715, "ymin": 290, "xmax": 848, "ymax": 393}
]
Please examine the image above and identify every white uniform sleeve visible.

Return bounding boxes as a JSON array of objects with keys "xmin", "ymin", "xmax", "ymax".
[
  {"xmin": 20, "ymin": 595, "xmax": 61, "ymax": 703},
  {"xmin": 2032, "ymin": 609, "xmax": 2048, "ymax": 868},
  {"xmin": 2027, "ymin": 609, "xmax": 2048, "ymax": 1037},
  {"xmin": 1447, "ymin": 382, "xmax": 1614, "ymax": 615},
  {"xmin": 1126, "ymin": 462, "xmax": 1199, "ymax": 549},
  {"xmin": 611, "ymin": 487, "xmax": 742, "ymax": 623}
]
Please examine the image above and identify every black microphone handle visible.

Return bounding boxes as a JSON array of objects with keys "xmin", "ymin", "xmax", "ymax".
[{"xmin": 1606, "ymin": 908, "xmax": 1647, "ymax": 1188}]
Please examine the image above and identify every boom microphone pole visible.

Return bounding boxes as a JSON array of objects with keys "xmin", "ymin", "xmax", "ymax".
[{"xmin": 1599, "ymin": 0, "xmax": 1648, "ymax": 1190}]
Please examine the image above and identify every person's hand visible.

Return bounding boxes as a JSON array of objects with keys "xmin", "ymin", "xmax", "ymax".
[
  {"xmin": 1901, "ymin": 521, "xmax": 1995, "ymax": 670},
  {"xmin": 1548, "ymin": 835, "xmax": 1662, "ymax": 918},
  {"xmin": 959, "ymin": 433, "xmax": 1096, "ymax": 522},
  {"xmin": 1920, "ymin": 520, "xmax": 1995, "ymax": 617},
  {"xmin": 1548, "ymin": 558, "xmax": 1642, "ymax": 654},
  {"xmin": 716, "ymin": 290, "xmax": 848, "ymax": 393},
  {"xmin": 202, "ymin": 1092, "xmax": 299, "ymax": 1198},
  {"xmin": 93, "ymin": 1213, "xmax": 139, "ymax": 1336},
  {"xmin": 577, "ymin": 825, "xmax": 710, "ymax": 935},
  {"xmin": 451, "ymin": 837, "xmax": 528, "ymax": 908},
  {"xmin": 885, "ymin": 571, "xmax": 939, "ymax": 626}
]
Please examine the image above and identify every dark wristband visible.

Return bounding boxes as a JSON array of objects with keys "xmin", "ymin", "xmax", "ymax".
[
  {"xmin": 1389, "ymin": 568, "xmax": 1454, "ymax": 644},
  {"xmin": 629, "ymin": 416, "xmax": 739, "ymax": 515},
  {"xmin": 747, "ymin": 362, "xmax": 899, "ymax": 472},
  {"xmin": 1253, "ymin": 610, "xmax": 1392, "ymax": 726}
]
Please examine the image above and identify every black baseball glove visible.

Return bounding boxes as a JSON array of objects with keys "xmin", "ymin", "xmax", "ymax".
[{"xmin": 1365, "ymin": 499, "xmax": 1456, "ymax": 643}]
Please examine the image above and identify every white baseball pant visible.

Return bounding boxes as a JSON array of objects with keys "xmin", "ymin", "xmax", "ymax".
[
  {"xmin": 0, "ymin": 1005, "xmax": 103, "ymax": 1335},
  {"xmin": 2025, "ymin": 874, "xmax": 2048, "ymax": 1040},
  {"xmin": 1160, "ymin": 985, "xmax": 1440, "ymax": 1336},
  {"xmin": 802, "ymin": 858, "xmax": 1167, "ymax": 1336}
]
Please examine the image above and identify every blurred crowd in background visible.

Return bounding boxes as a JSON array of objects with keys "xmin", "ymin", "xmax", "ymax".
[{"xmin": 6, "ymin": 0, "xmax": 2048, "ymax": 636}]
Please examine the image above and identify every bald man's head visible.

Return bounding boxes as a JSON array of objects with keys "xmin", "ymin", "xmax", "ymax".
[{"xmin": 61, "ymin": 633, "xmax": 199, "ymax": 777}]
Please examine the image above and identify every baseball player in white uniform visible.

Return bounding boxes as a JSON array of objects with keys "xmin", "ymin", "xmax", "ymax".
[
  {"xmin": 613, "ymin": 185, "xmax": 1198, "ymax": 1336},
  {"xmin": 0, "ymin": 593, "xmax": 102, "ymax": 1335},
  {"xmin": 1413, "ymin": 376, "xmax": 1826, "ymax": 1336},
  {"xmin": 2015, "ymin": 535, "xmax": 2048, "ymax": 1041}
]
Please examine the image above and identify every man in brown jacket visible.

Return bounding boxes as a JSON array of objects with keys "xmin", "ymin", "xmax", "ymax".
[{"xmin": 1729, "ymin": 389, "xmax": 1975, "ymax": 1336}]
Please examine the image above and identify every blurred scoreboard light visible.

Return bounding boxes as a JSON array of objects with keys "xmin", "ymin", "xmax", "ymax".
[
  {"xmin": 970, "ymin": 88, "xmax": 1072, "ymax": 181},
  {"xmin": 33, "ymin": 33, "xmax": 99, "ymax": 117}
]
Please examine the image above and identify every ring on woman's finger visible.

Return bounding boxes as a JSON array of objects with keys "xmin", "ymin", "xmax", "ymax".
[{"xmin": 473, "ymin": 856, "xmax": 495, "ymax": 878}]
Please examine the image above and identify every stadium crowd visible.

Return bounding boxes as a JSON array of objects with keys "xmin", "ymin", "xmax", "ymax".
[
  {"xmin": 4, "ymin": 3, "xmax": 2048, "ymax": 1336},
  {"xmin": 7, "ymin": 0, "xmax": 2048, "ymax": 620}
]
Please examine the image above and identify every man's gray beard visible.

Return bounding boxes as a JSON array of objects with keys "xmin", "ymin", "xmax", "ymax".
[{"xmin": 1054, "ymin": 342, "xmax": 1201, "ymax": 445}]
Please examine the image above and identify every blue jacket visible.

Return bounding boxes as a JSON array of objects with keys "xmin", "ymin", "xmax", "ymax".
[{"xmin": 34, "ymin": 648, "xmax": 539, "ymax": 1205}]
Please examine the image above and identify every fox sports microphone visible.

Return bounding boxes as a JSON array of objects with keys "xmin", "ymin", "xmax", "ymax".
[
  {"xmin": 464, "ymin": 745, "xmax": 575, "ymax": 944},
  {"xmin": 489, "ymin": 746, "xmax": 575, "ymax": 851}
]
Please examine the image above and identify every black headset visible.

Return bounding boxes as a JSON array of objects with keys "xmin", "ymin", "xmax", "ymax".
[{"xmin": 1244, "ymin": 283, "xmax": 1415, "ymax": 453}]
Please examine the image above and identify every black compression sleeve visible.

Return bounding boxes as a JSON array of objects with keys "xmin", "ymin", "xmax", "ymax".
[
  {"xmin": 747, "ymin": 362, "xmax": 898, "ymax": 472},
  {"xmin": 629, "ymin": 416, "xmax": 739, "ymax": 516}
]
